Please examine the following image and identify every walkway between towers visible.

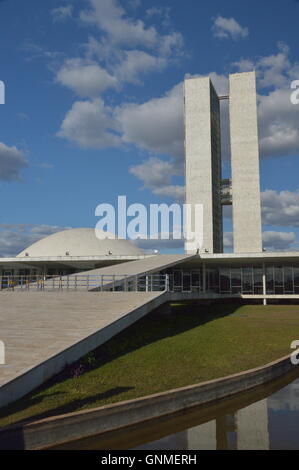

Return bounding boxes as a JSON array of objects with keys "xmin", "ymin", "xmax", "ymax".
[{"xmin": 0, "ymin": 255, "xmax": 194, "ymax": 409}]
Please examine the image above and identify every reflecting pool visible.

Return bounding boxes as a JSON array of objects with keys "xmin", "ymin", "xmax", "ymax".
[{"xmin": 53, "ymin": 368, "xmax": 299, "ymax": 450}]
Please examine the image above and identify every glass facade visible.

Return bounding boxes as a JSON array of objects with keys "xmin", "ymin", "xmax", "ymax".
[{"xmin": 167, "ymin": 264, "xmax": 299, "ymax": 295}]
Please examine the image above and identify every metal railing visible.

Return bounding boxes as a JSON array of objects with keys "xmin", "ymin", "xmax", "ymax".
[{"xmin": 0, "ymin": 274, "xmax": 171, "ymax": 293}]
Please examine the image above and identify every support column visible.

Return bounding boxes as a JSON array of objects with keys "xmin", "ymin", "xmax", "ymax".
[
  {"xmin": 202, "ymin": 263, "xmax": 206, "ymax": 294},
  {"xmin": 262, "ymin": 263, "xmax": 267, "ymax": 306}
]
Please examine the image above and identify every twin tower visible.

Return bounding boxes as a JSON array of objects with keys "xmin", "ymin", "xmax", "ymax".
[{"xmin": 184, "ymin": 71, "xmax": 262, "ymax": 254}]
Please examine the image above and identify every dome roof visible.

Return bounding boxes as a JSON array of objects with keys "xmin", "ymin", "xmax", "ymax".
[{"xmin": 17, "ymin": 228, "xmax": 144, "ymax": 258}]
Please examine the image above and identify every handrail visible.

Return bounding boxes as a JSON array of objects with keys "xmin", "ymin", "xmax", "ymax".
[{"xmin": 0, "ymin": 274, "xmax": 172, "ymax": 293}]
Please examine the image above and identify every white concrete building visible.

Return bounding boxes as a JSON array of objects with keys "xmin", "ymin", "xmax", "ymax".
[
  {"xmin": 229, "ymin": 72, "xmax": 262, "ymax": 253},
  {"xmin": 0, "ymin": 228, "xmax": 152, "ymax": 283},
  {"xmin": 1, "ymin": 71, "xmax": 299, "ymax": 302},
  {"xmin": 184, "ymin": 71, "xmax": 262, "ymax": 254},
  {"xmin": 184, "ymin": 76, "xmax": 223, "ymax": 254}
]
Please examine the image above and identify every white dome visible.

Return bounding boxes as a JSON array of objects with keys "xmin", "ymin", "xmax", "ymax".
[{"xmin": 17, "ymin": 228, "xmax": 144, "ymax": 258}]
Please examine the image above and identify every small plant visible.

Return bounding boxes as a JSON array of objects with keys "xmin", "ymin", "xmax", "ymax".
[
  {"xmin": 71, "ymin": 363, "xmax": 86, "ymax": 392},
  {"xmin": 71, "ymin": 363, "xmax": 86, "ymax": 379},
  {"xmin": 83, "ymin": 352, "xmax": 97, "ymax": 368}
]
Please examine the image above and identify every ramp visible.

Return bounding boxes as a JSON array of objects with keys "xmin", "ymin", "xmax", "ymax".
[
  {"xmin": 0, "ymin": 291, "xmax": 168, "ymax": 409},
  {"xmin": 75, "ymin": 254, "xmax": 195, "ymax": 291}
]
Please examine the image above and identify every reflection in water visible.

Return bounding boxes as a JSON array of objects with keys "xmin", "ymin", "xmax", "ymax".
[
  {"xmin": 216, "ymin": 414, "xmax": 238, "ymax": 450},
  {"xmin": 51, "ymin": 370, "xmax": 299, "ymax": 450},
  {"xmin": 268, "ymin": 379, "xmax": 299, "ymax": 450},
  {"xmin": 237, "ymin": 399, "xmax": 268, "ymax": 450},
  {"xmin": 134, "ymin": 377, "xmax": 299, "ymax": 450}
]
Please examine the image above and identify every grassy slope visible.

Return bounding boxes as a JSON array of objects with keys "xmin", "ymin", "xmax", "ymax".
[{"xmin": 1, "ymin": 302, "xmax": 299, "ymax": 428}]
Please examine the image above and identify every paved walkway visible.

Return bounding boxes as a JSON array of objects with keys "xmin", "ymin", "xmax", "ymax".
[
  {"xmin": 9, "ymin": 254, "xmax": 194, "ymax": 291},
  {"xmin": 71, "ymin": 254, "xmax": 195, "ymax": 291},
  {"xmin": 78, "ymin": 254, "xmax": 194, "ymax": 277},
  {"xmin": 0, "ymin": 291, "xmax": 167, "ymax": 408},
  {"xmin": 0, "ymin": 255, "xmax": 194, "ymax": 407}
]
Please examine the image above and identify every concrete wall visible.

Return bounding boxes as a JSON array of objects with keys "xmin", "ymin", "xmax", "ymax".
[
  {"xmin": 184, "ymin": 77, "xmax": 222, "ymax": 255},
  {"xmin": 229, "ymin": 71, "xmax": 262, "ymax": 253}
]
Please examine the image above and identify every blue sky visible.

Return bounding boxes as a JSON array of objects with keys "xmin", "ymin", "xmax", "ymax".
[{"xmin": 0, "ymin": 0, "xmax": 299, "ymax": 255}]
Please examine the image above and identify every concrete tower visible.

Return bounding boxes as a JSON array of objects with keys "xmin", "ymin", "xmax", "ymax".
[
  {"xmin": 184, "ymin": 76, "xmax": 223, "ymax": 254},
  {"xmin": 184, "ymin": 71, "xmax": 262, "ymax": 254},
  {"xmin": 229, "ymin": 71, "xmax": 262, "ymax": 253}
]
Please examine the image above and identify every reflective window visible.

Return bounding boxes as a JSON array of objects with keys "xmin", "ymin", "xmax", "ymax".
[
  {"xmin": 266, "ymin": 266, "xmax": 274, "ymax": 294},
  {"xmin": 253, "ymin": 266, "xmax": 263, "ymax": 294},
  {"xmin": 274, "ymin": 266, "xmax": 284, "ymax": 295},
  {"xmin": 242, "ymin": 266, "xmax": 253, "ymax": 294},
  {"xmin": 284, "ymin": 266, "xmax": 294, "ymax": 294},
  {"xmin": 207, "ymin": 269, "xmax": 219, "ymax": 293},
  {"xmin": 191, "ymin": 271, "xmax": 200, "ymax": 292},
  {"xmin": 220, "ymin": 267, "xmax": 230, "ymax": 293}
]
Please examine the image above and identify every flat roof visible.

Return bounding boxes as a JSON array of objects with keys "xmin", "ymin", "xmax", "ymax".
[{"xmin": 1, "ymin": 252, "xmax": 299, "ymax": 270}]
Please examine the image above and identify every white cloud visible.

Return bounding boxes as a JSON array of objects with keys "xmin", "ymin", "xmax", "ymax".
[
  {"xmin": 128, "ymin": 0, "xmax": 141, "ymax": 8},
  {"xmin": 114, "ymin": 50, "xmax": 167, "ymax": 84},
  {"xmin": 0, "ymin": 224, "xmax": 69, "ymax": 257},
  {"xmin": 0, "ymin": 142, "xmax": 28, "ymax": 181},
  {"xmin": 262, "ymin": 231, "xmax": 297, "ymax": 251},
  {"xmin": 116, "ymin": 82, "xmax": 184, "ymax": 158},
  {"xmin": 233, "ymin": 43, "xmax": 299, "ymax": 158},
  {"xmin": 55, "ymin": 11, "xmax": 298, "ymax": 199},
  {"xmin": 255, "ymin": 44, "xmax": 293, "ymax": 88},
  {"xmin": 234, "ymin": 43, "xmax": 299, "ymax": 89},
  {"xmin": 262, "ymin": 190, "xmax": 299, "ymax": 227},
  {"xmin": 146, "ymin": 6, "xmax": 171, "ymax": 28},
  {"xmin": 51, "ymin": 5, "xmax": 73, "ymax": 22},
  {"xmin": 57, "ymin": 98, "xmax": 120, "ymax": 148},
  {"xmin": 80, "ymin": 0, "xmax": 183, "ymax": 55},
  {"xmin": 116, "ymin": 73, "xmax": 228, "ymax": 195},
  {"xmin": 223, "ymin": 230, "xmax": 297, "ymax": 251},
  {"xmin": 146, "ymin": 6, "xmax": 170, "ymax": 19},
  {"xmin": 117, "ymin": 73, "xmax": 228, "ymax": 161},
  {"xmin": 212, "ymin": 16, "xmax": 249, "ymax": 40},
  {"xmin": 223, "ymin": 232, "xmax": 233, "ymax": 248},
  {"xmin": 56, "ymin": 52, "xmax": 299, "ymax": 194},
  {"xmin": 153, "ymin": 185, "xmax": 185, "ymax": 201},
  {"xmin": 80, "ymin": 0, "xmax": 157, "ymax": 48},
  {"xmin": 56, "ymin": 58, "xmax": 118, "ymax": 97},
  {"xmin": 56, "ymin": 0, "xmax": 185, "ymax": 145},
  {"xmin": 217, "ymin": 189, "xmax": 299, "ymax": 229},
  {"xmin": 258, "ymin": 88, "xmax": 299, "ymax": 158},
  {"xmin": 233, "ymin": 58, "xmax": 255, "ymax": 73},
  {"xmin": 58, "ymin": 82, "xmax": 185, "ymax": 152},
  {"xmin": 130, "ymin": 157, "xmax": 179, "ymax": 188},
  {"xmin": 22, "ymin": 42, "xmax": 63, "ymax": 62},
  {"xmin": 115, "ymin": 46, "xmax": 299, "ymax": 166},
  {"xmin": 129, "ymin": 157, "xmax": 184, "ymax": 201}
]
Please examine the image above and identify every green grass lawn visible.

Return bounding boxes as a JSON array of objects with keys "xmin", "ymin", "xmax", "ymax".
[{"xmin": 1, "ymin": 302, "xmax": 299, "ymax": 429}]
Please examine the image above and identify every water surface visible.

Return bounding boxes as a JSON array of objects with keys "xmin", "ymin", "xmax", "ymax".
[{"xmin": 53, "ymin": 368, "xmax": 299, "ymax": 450}]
